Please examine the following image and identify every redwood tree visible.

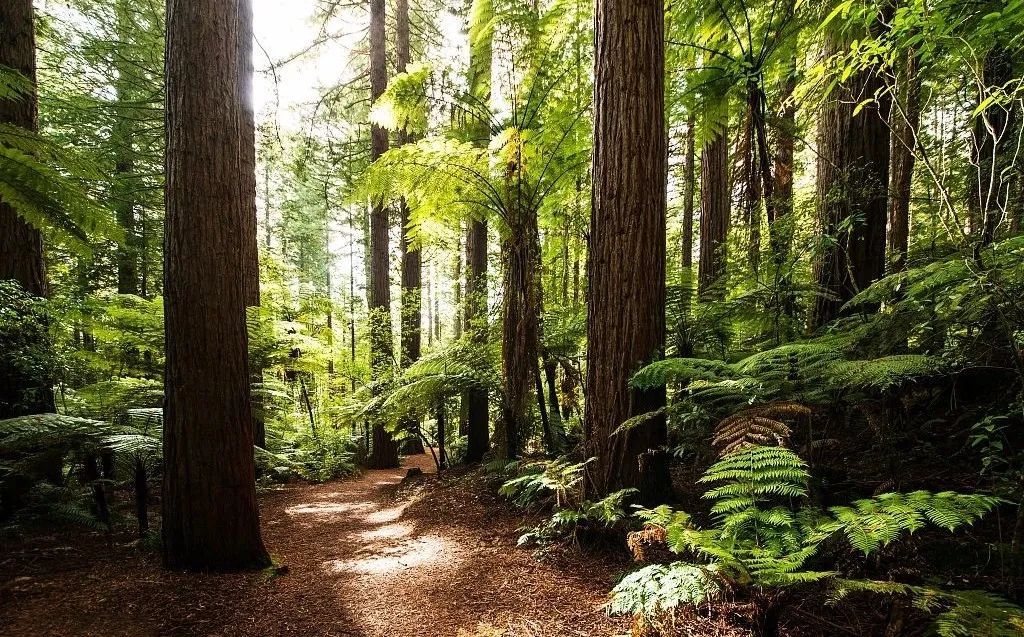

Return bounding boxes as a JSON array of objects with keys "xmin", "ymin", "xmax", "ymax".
[
  {"xmin": 698, "ymin": 129, "xmax": 730, "ymax": 298},
  {"xmin": 585, "ymin": 0, "xmax": 671, "ymax": 502},
  {"xmin": 0, "ymin": 0, "xmax": 45, "ymax": 298},
  {"xmin": 812, "ymin": 34, "xmax": 891, "ymax": 327},
  {"xmin": 464, "ymin": 0, "xmax": 492, "ymax": 463},
  {"xmin": 396, "ymin": 0, "xmax": 424, "ymax": 455},
  {"xmin": 162, "ymin": 0, "xmax": 270, "ymax": 571},
  {"xmin": 367, "ymin": 0, "xmax": 399, "ymax": 468},
  {"xmin": 0, "ymin": 0, "xmax": 55, "ymax": 418},
  {"xmin": 888, "ymin": 48, "xmax": 920, "ymax": 272}
]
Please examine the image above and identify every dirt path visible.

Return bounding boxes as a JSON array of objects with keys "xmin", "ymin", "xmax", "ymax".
[{"xmin": 0, "ymin": 454, "xmax": 629, "ymax": 637}]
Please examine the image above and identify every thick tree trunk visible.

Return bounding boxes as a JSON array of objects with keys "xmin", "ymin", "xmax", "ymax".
[
  {"xmin": 0, "ymin": 0, "xmax": 46, "ymax": 300},
  {"xmin": 742, "ymin": 92, "xmax": 764, "ymax": 277},
  {"xmin": 236, "ymin": 0, "xmax": 266, "ymax": 451},
  {"xmin": 812, "ymin": 34, "xmax": 891, "ymax": 328},
  {"xmin": 888, "ymin": 49, "xmax": 920, "ymax": 273},
  {"xmin": 698, "ymin": 130, "xmax": 730, "ymax": 298},
  {"xmin": 0, "ymin": 0, "xmax": 55, "ymax": 421},
  {"xmin": 162, "ymin": 0, "xmax": 270, "ymax": 571},
  {"xmin": 367, "ymin": 0, "xmax": 399, "ymax": 469},
  {"xmin": 585, "ymin": 0, "xmax": 671, "ymax": 503}
]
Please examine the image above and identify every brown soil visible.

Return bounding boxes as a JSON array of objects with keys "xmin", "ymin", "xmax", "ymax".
[{"xmin": 0, "ymin": 454, "xmax": 630, "ymax": 637}]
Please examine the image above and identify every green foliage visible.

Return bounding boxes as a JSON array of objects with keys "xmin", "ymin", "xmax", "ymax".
[
  {"xmin": 607, "ymin": 563, "xmax": 723, "ymax": 617},
  {"xmin": 499, "ymin": 456, "xmax": 634, "ymax": 547},
  {"xmin": 0, "ymin": 121, "xmax": 122, "ymax": 253},
  {"xmin": 0, "ymin": 282, "xmax": 60, "ymax": 415},
  {"xmin": 609, "ymin": 446, "xmax": 1009, "ymax": 632}
]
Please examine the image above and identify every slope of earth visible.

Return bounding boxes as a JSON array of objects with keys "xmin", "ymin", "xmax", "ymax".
[{"xmin": 0, "ymin": 453, "xmax": 630, "ymax": 637}]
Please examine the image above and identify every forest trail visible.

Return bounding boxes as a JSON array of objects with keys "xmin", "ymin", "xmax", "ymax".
[{"xmin": 1, "ymin": 454, "xmax": 627, "ymax": 637}]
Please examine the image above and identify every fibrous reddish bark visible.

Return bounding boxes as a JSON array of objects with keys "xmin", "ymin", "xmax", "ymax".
[
  {"xmin": 162, "ymin": 0, "xmax": 270, "ymax": 571},
  {"xmin": 368, "ymin": 0, "xmax": 399, "ymax": 469},
  {"xmin": 585, "ymin": 0, "xmax": 671, "ymax": 501}
]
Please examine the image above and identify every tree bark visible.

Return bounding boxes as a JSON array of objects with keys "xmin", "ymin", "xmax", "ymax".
[
  {"xmin": 396, "ymin": 0, "xmax": 424, "ymax": 455},
  {"xmin": 585, "ymin": 0, "xmax": 671, "ymax": 502},
  {"xmin": 888, "ymin": 48, "xmax": 920, "ymax": 273},
  {"xmin": 463, "ymin": 0, "xmax": 493, "ymax": 463},
  {"xmin": 0, "ymin": 0, "xmax": 46, "ymax": 299},
  {"xmin": 0, "ymin": 0, "xmax": 55, "ymax": 422},
  {"xmin": 682, "ymin": 115, "xmax": 696, "ymax": 270},
  {"xmin": 812, "ymin": 33, "xmax": 891, "ymax": 328},
  {"xmin": 162, "ymin": 0, "xmax": 270, "ymax": 571},
  {"xmin": 499, "ymin": 203, "xmax": 539, "ymax": 460},
  {"xmin": 770, "ymin": 66, "xmax": 797, "ymax": 261},
  {"xmin": 698, "ymin": 130, "xmax": 730, "ymax": 298},
  {"xmin": 465, "ymin": 218, "xmax": 489, "ymax": 461},
  {"xmin": 367, "ymin": 0, "xmax": 398, "ymax": 469}
]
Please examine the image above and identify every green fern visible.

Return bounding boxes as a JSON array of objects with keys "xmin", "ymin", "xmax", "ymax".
[
  {"xmin": 608, "ymin": 445, "xmax": 1013, "ymax": 634},
  {"xmin": 608, "ymin": 562, "xmax": 723, "ymax": 617}
]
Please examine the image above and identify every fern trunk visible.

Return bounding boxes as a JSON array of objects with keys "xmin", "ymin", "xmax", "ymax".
[
  {"xmin": 162, "ymin": 0, "xmax": 270, "ymax": 571},
  {"xmin": 585, "ymin": 0, "xmax": 671, "ymax": 502},
  {"xmin": 498, "ymin": 207, "xmax": 539, "ymax": 461}
]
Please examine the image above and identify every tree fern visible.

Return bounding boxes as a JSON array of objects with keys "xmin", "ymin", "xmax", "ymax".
[{"xmin": 608, "ymin": 445, "xmax": 1014, "ymax": 635}]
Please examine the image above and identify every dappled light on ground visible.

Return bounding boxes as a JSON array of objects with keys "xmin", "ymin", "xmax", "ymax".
[
  {"xmin": 285, "ymin": 501, "xmax": 375, "ymax": 517},
  {"xmin": 328, "ymin": 534, "xmax": 457, "ymax": 576},
  {"xmin": 0, "ymin": 453, "xmax": 627, "ymax": 636},
  {"xmin": 357, "ymin": 522, "xmax": 415, "ymax": 541}
]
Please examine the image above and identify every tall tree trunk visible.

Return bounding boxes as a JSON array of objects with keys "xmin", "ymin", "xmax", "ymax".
[
  {"xmin": 452, "ymin": 241, "xmax": 462, "ymax": 340},
  {"xmin": 426, "ymin": 267, "xmax": 434, "ymax": 347},
  {"xmin": 498, "ymin": 198, "xmax": 539, "ymax": 460},
  {"xmin": 367, "ymin": 0, "xmax": 398, "ymax": 469},
  {"xmin": 162, "ymin": 0, "xmax": 270, "ymax": 571},
  {"xmin": 682, "ymin": 115, "xmax": 696, "ymax": 271},
  {"xmin": 0, "ymin": 0, "xmax": 55, "ymax": 421},
  {"xmin": 113, "ymin": 0, "xmax": 139, "ymax": 297},
  {"xmin": 888, "ymin": 48, "xmax": 920, "ymax": 272},
  {"xmin": 464, "ymin": 217, "xmax": 489, "ymax": 460},
  {"xmin": 0, "ymin": 0, "xmax": 45, "ymax": 299},
  {"xmin": 236, "ymin": 0, "xmax": 265, "ymax": 450},
  {"xmin": 585, "ymin": 0, "xmax": 671, "ymax": 502},
  {"xmin": 396, "ymin": 0, "xmax": 424, "ymax": 455},
  {"xmin": 812, "ymin": 34, "xmax": 891, "ymax": 328},
  {"xmin": 770, "ymin": 66, "xmax": 797, "ymax": 261},
  {"xmin": 698, "ymin": 130, "xmax": 730, "ymax": 298},
  {"xmin": 542, "ymin": 353, "xmax": 564, "ymax": 453},
  {"xmin": 463, "ymin": 0, "xmax": 493, "ymax": 463},
  {"xmin": 742, "ymin": 92, "xmax": 763, "ymax": 277}
]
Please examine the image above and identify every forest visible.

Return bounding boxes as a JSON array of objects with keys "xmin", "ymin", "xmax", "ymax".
[{"xmin": 1, "ymin": 0, "xmax": 1023, "ymax": 635}]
